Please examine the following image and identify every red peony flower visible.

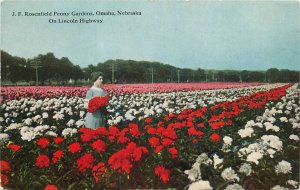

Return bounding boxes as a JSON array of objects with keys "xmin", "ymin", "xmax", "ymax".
[
  {"xmin": 80, "ymin": 128, "xmax": 96, "ymax": 142},
  {"xmin": 128, "ymin": 123, "xmax": 141, "ymax": 137},
  {"xmin": 94, "ymin": 127, "xmax": 109, "ymax": 136},
  {"xmin": 227, "ymin": 120, "xmax": 233, "ymax": 126},
  {"xmin": 145, "ymin": 118, "xmax": 152, "ymax": 124},
  {"xmin": 77, "ymin": 153, "xmax": 95, "ymax": 172},
  {"xmin": 147, "ymin": 127, "xmax": 157, "ymax": 135},
  {"xmin": 154, "ymin": 165, "xmax": 170, "ymax": 184},
  {"xmin": 132, "ymin": 147, "xmax": 148, "ymax": 162},
  {"xmin": 108, "ymin": 143, "xmax": 148, "ymax": 174},
  {"xmin": 168, "ymin": 147, "xmax": 178, "ymax": 159},
  {"xmin": 108, "ymin": 152, "xmax": 132, "ymax": 174},
  {"xmin": 52, "ymin": 150, "xmax": 63, "ymax": 164},
  {"xmin": 88, "ymin": 96, "xmax": 109, "ymax": 113},
  {"xmin": 188, "ymin": 127, "xmax": 204, "ymax": 137},
  {"xmin": 210, "ymin": 133, "xmax": 221, "ymax": 142},
  {"xmin": 154, "ymin": 145, "xmax": 164, "ymax": 153},
  {"xmin": 0, "ymin": 160, "xmax": 11, "ymax": 173},
  {"xmin": 158, "ymin": 121, "xmax": 165, "ymax": 127},
  {"xmin": 163, "ymin": 115, "xmax": 170, "ymax": 121},
  {"xmin": 197, "ymin": 123, "xmax": 205, "ymax": 128},
  {"xmin": 149, "ymin": 137, "xmax": 160, "ymax": 147},
  {"xmin": 92, "ymin": 162, "xmax": 107, "ymax": 183},
  {"xmin": 210, "ymin": 121, "xmax": 225, "ymax": 130},
  {"xmin": 117, "ymin": 135, "xmax": 130, "ymax": 144},
  {"xmin": 44, "ymin": 184, "xmax": 59, "ymax": 190},
  {"xmin": 117, "ymin": 129, "xmax": 130, "ymax": 144},
  {"xmin": 53, "ymin": 137, "xmax": 64, "ymax": 144},
  {"xmin": 36, "ymin": 137, "xmax": 50, "ymax": 149},
  {"xmin": 108, "ymin": 126, "xmax": 120, "ymax": 142},
  {"xmin": 161, "ymin": 127, "xmax": 177, "ymax": 139},
  {"xmin": 91, "ymin": 139, "xmax": 107, "ymax": 153},
  {"xmin": 8, "ymin": 144, "xmax": 21, "ymax": 152},
  {"xmin": 35, "ymin": 154, "xmax": 50, "ymax": 168},
  {"xmin": 0, "ymin": 173, "xmax": 9, "ymax": 186},
  {"xmin": 162, "ymin": 138, "xmax": 174, "ymax": 146},
  {"xmin": 68, "ymin": 142, "xmax": 82, "ymax": 154}
]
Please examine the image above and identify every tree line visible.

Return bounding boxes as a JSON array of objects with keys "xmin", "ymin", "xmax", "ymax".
[
  {"xmin": 1, "ymin": 51, "xmax": 83, "ymax": 85},
  {"xmin": 1, "ymin": 51, "xmax": 299, "ymax": 85}
]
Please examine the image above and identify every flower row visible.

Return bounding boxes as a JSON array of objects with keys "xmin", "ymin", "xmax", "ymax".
[
  {"xmin": 0, "ymin": 83, "xmax": 296, "ymax": 189},
  {"xmin": 0, "ymin": 83, "xmax": 284, "ymax": 144},
  {"xmin": 1, "ymin": 82, "xmax": 263, "ymax": 102},
  {"xmin": 185, "ymin": 84, "xmax": 300, "ymax": 190}
]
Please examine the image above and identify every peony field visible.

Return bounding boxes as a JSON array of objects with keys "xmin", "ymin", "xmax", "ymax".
[{"xmin": 0, "ymin": 82, "xmax": 299, "ymax": 190}]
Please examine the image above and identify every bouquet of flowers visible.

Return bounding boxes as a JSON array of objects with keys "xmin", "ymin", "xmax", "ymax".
[{"xmin": 87, "ymin": 96, "xmax": 110, "ymax": 113}]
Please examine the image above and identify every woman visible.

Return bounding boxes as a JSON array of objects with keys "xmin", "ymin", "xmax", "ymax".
[{"xmin": 84, "ymin": 74, "xmax": 107, "ymax": 129}]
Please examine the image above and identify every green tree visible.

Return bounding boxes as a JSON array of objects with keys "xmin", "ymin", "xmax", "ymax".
[{"xmin": 266, "ymin": 68, "xmax": 280, "ymax": 82}]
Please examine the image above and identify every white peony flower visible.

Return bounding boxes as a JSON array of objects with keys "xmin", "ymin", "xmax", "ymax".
[
  {"xmin": 50, "ymin": 126, "xmax": 57, "ymax": 130},
  {"xmin": 34, "ymin": 125, "xmax": 50, "ymax": 134},
  {"xmin": 32, "ymin": 115, "xmax": 41, "ymax": 122},
  {"xmin": 292, "ymin": 122, "xmax": 300, "ymax": 129},
  {"xmin": 188, "ymin": 180, "xmax": 213, "ymax": 190},
  {"xmin": 185, "ymin": 163, "xmax": 201, "ymax": 182},
  {"xmin": 286, "ymin": 180, "xmax": 298, "ymax": 188},
  {"xmin": 279, "ymin": 117, "xmax": 288, "ymax": 122},
  {"xmin": 114, "ymin": 116, "xmax": 124, "ymax": 124},
  {"xmin": 224, "ymin": 183, "xmax": 245, "ymax": 190},
  {"xmin": 23, "ymin": 118, "xmax": 33, "ymax": 126},
  {"xmin": 45, "ymin": 131, "xmax": 58, "ymax": 137},
  {"xmin": 264, "ymin": 122, "xmax": 280, "ymax": 132},
  {"xmin": 261, "ymin": 135, "xmax": 282, "ymax": 151},
  {"xmin": 156, "ymin": 108, "xmax": 163, "ymax": 114},
  {"xmin": 267, "ymin": 117, "xmax": 276, "ymax": 123},
  {"xmin": 107, "ymin": 119, "xmax": 113, "ymax": 125},
  {"xmin": 12, "ymin": 112, "xmax": 18, "ymax": 118},
  {"xmin": 275, "ymin": 160, "xmax": 292, "ymax": 174},
  {"xmin": 53, "ymin": 113, "xmax": 64, "ymax": 120},
  {"xmin": 289, "ymin": 134, "xmax": 299, "ymax": 141},
  {"xmin": 221, "ymin": 167, "xmax": 239, "ymax": 182},
  {"xmin": 79, "ymin": 111, "xmax": 85, "ymax": 118},
  {"xmin": 223, "ymin": 136, "xmax": 233, "ymax": 145},
  {"xmin": 20, "ymin": 126, "xmax": 36, "ymax": 141},
  {"xmin": 246, "ymin": 152, "xmax": 263, "ymax": 165},
  {"xmin": 267, "ymin": 149, "xmax": 276, "ymax": 158},
  {"xmin": 238, "ymin": 147, "xmax": 251, "ymax": 157},
  {"xmin": 196, "ymin": 153, "xmax": 212, "ymax": 166},
  {"xmin": 0, "ymin": 133, "xmax": 10, "ymax": 142},
  {"xmin": 66, "ymin": 119, "xmax": 75, "ymax": 127},
  {"xmin": 245, "ymin": 120, "xmax": 255, "ymax": 128},
  {"xmin": 5, "ymin": 123, "xmax": 23, "ymax": 131},
  {"xmin": 213, "ymin": 154, "xmax": 223, "ymax": 169},
  {"xmin": 74, "ymin": 119, "xmax": 84, "ymax": 127},
  {"xmin": 238, "ymin": 127, "xmax": 254, "ymax": 138},
  {"xmin": 125, "ymin": 113, "xmax": 135, "ymax": 121},
  {"xmin": 29, "ymin": 106, "xmax": 36, "ymax": 112},
  {"xmin": 271, "ymin": 185, "xmax": 289, "ymax": 190},
  {"xmin": 239, "ymin": 163, "xmax": 252, "ymax": 176},
  {"xmin": 254, "ymin": 122, "xmax": 263, "ymax": 128},
  {"xmin": 62, "ymin": 128, "xmax": 77, "ymax": 137},
  {"xmin": 42, "ymin": 112, "xmax": 49, "ymax": 119}
]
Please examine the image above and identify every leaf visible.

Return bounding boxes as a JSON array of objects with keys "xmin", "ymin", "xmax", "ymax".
[{"xmin": 66, "ymin": 182, "xmax": 79, "ymax": 190}]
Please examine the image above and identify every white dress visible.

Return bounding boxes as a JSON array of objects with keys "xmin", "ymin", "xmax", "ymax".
[{"xmin": 84, "ymin": 86, "xmax": 106, "ymax": 129}]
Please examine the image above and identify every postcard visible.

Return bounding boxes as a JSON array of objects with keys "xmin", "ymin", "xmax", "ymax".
[{"xmin": 1, "ymin": 1, "xmax": 299, "ymax": 190}]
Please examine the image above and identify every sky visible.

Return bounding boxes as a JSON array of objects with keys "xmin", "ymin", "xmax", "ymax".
[{"xmin": 1, "ymin": 1, "xmax": 300, "ymax": 71}]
